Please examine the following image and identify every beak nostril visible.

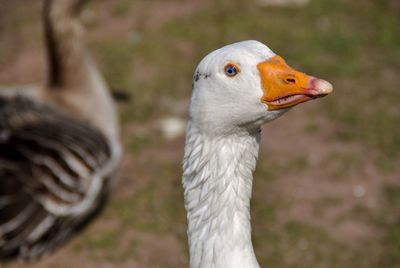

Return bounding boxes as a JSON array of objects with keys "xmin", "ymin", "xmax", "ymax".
[{"xmin": 285, "ymin": 78, "xmax": 296, "ymax": 84}]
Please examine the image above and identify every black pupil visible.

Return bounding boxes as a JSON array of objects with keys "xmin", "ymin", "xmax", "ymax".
[{"xmin": 226, "ymin": 65, "xmax": 236, "ymax": 76}]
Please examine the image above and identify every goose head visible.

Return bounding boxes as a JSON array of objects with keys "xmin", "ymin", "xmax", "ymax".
[{"xmin": 189, "ymin": 40, "xmax": 333, "ymax": 135}]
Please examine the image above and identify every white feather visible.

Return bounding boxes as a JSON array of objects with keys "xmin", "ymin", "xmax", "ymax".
[{"xmin": 183, "ymin": 40, "xmax": 289, "ymax": 268}]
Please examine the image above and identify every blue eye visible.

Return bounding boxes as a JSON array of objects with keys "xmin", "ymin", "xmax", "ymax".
[{"xmin": 224, "ymin": 64, "xmax": 239, "ymax": 77}]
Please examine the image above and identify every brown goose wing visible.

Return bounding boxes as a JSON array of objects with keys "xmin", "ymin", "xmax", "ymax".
[{"xmin": 0, "ymin": 96, "xmax": 118, "ymax": 260}]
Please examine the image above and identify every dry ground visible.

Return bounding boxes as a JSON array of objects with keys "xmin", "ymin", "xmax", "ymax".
[{"xmin": 1, "ymin": 0, "xmax": 400, "ymax": 267}]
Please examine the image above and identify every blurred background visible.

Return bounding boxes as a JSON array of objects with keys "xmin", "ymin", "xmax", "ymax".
[{"xmin": 0, "ymin": 0, "xmax": 399, "ymax": 267}]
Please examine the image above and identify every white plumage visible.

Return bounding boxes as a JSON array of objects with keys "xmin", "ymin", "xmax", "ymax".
[{"xmin": 183, "ymin": 40, "xmax": 332, "ymax": 268}]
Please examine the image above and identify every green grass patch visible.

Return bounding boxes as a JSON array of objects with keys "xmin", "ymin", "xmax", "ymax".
[
  {"xmin": 256, "ymin": 155, "xmax": 309, "ymax": 181},
  {"xmin": 108, "ymin": 162, "xmax": 186, "ymax": 234}
]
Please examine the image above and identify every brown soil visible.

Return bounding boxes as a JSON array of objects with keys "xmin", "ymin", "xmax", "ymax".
[
  {"xmin": 262, "ymin": 103, "xmax": 398, "ymax": 243},
  {"xmin": 1, "ymin": 0, "xmax": 399, "ymax": 267}
]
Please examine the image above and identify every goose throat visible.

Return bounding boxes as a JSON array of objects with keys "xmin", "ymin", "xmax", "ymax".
[{"xmin": 183, "ymin": 125, "xmax": 261, "ymax": 268}]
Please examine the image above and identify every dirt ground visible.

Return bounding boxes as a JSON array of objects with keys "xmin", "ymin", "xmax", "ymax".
[{"xmin": 1, "ymin": 0, "xmax": 399, "ymax": 267}]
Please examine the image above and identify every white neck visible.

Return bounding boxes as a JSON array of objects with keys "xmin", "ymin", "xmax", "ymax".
[{"xmin": 183, "ymin": 122, "xmax": 261, "ymax": 268}]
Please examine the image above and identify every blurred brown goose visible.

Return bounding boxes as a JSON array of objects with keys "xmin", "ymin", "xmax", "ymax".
[{"xmin": 0, "ymin": 0, "xmax": 121, "ymax": 260}]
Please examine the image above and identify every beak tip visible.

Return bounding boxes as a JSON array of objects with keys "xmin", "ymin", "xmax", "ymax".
[{"xmin": 314, "ymin": 79, "xmax": 333, "ymax": 94}]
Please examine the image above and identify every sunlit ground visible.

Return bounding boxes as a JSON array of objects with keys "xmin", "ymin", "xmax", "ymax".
[{"xmin": 0, "ymin": 0, "xmax": 399, "ymax": 267}]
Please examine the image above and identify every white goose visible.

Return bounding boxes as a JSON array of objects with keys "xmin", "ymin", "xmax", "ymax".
[
  {"xmin": 0, "ymin": 0, "xmax": 121, "ymax": 260},
  {"xmin": 183, "ymin": 40, "xmax": 332, "ymax": 268}
]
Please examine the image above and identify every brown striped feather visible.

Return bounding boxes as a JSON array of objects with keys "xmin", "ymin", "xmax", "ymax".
[{"xmin": 0, "ymin": 96, "xmax": 118, "ymax": 260}]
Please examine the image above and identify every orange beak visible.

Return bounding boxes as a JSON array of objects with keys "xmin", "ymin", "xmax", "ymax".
[{"xmin": 257, "ymin": 55, "xmax": 333, "ymax": 111}]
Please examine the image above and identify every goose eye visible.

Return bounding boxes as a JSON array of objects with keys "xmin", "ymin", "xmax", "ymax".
[{"xmin": 224, "ymin": 64, "xmax": 240, "ymax": 77}]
